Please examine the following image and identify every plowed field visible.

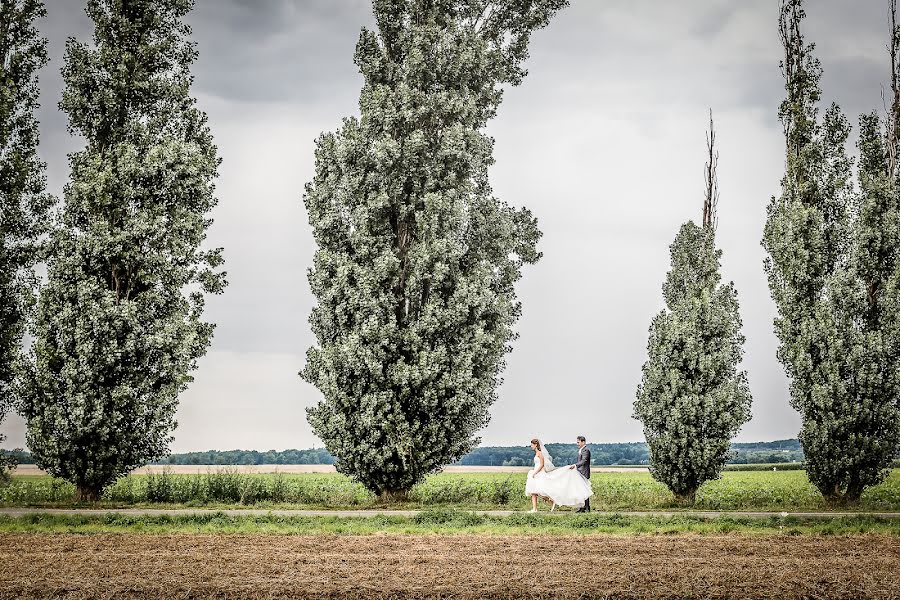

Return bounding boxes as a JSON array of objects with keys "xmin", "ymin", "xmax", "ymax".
[{"xmin": 1, "ymin": 533, "xmax": 897, "ymax": 599}]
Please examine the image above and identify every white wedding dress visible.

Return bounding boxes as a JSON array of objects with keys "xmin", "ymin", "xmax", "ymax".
[{"xmin": 525, "ymin": 450, "xmax": 593, "ymax": 507}]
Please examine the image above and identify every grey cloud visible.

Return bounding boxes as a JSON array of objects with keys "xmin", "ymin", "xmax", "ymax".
[
  {"xmin": 1, "ymin": 0, "xmax": 894, "ymax": 451},
  {"xmin": 688, "ymin": 3, "xmax": 742, "ymax": 40},
  {"xmin": 188, "ymin": 0, "xmax": 373, "ymax": 104}
]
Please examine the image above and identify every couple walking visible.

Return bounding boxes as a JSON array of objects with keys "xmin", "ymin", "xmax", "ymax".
[{"xmin": 525, "ymin": 436, "xmax": 593, "ymax": 512}]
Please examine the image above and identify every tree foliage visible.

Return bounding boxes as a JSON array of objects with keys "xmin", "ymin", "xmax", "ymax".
[
  {"xmin": 5, "ymin": 440, "xmax": 808, "ymax": 467},
  {"xmin": 635, "ymin": 116, "xmax": 752, "ymax": 503},
  {"xmin": 763, "ymin": 0, "xmax": 900, "ymax": 504},
  {"xmin": 158, "ymin": 448, "xmax": 336, "ymax": 466},
  {"xmin": 20, "ymin": 0, "xmax": 225, "ymax": 501},
  {"xmin": 0, "ymin": 0, "xmax": 50, "ymax": 475},
  {"xmin": 302, "ymin": 0, "xmax": 567, "ymax": 498}
]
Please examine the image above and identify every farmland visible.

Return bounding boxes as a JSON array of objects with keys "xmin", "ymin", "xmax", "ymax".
[
  {"xmin": 2, "ymin": 469, "xmax": 899, "ymax": 512},
  {"xmin": 4, "ymin": 468, "xmax": 897, "ymax": 598},
  {"xmin": 1, "ymin": 531, "xmax": 897, "ymax": 599},
  {"xmin": 8, "ymin": 464, "xmax": 652, "ymax": 476}
]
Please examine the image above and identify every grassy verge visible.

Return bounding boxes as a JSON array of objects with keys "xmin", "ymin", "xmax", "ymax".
[
  {"xmin": 2, "ymin": 470, "xmax": 898, "ymax": 512},
  {"xmin": 1, "ymin": 510, "xmax": 898, "ymax": 535},
  {"xmin": 0, "ymin": 470, "xmax": 900, "ymax": 512}
]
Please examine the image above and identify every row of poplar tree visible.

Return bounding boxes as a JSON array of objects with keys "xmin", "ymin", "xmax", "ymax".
[
  {"xmin": 636, "ymin": 0, "xmax": 900, "ymax": 505},
  {"xmin": 0, "ymin": 0, "xmax": 897, "ymax": 506},
  {"xmin": 0, "ymin": 0, "xmax": 224, "ymax": 499}
]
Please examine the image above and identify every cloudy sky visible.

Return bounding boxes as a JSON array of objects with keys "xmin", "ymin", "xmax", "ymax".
[{"xmin": 1, "ymin": 0, "xmax": 895, "ymax": 452}]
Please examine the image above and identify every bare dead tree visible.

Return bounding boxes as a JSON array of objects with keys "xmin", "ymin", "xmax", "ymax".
[
  {"xmin": 779, "ymin": 0, "xmax": 802, "ymax": 154},
  {"xmin": 888, "ymin": 0, "xmax": 899, "ymax": 178},
  {"xmin": 703, "ymin": 110, "xmax": 719, "ymax": 231},
  {"xmin": 778, "ymin": 0, "xmax": 819, "ymax": 195}
]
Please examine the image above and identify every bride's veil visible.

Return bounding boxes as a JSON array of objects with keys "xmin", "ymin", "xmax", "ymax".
[{"xmin": 538, "ymin": 439, "xmax": 556, "ymax": 472}]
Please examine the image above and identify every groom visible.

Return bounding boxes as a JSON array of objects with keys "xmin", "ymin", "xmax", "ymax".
[{"xmin": 569, "ymin": 435, "xmax": 591, "ymax": 512}]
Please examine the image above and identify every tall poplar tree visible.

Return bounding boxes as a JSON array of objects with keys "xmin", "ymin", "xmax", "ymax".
[
  {"xmin": 0, "ymin": 0, "xmax": 50, "ymax": 465},
  {"xmin": 302, "ymin": 0, "xmax": 567, "ymax": 498},
  {"xmin": 635, "ymin": 115, "xmax": 752, "ymax": 504},
  {"xmin": 20, "ymin": 0, "xmax": 225, "ymax": 501},
  {"xmin": 763, "ymin": 0, "xmax": 900, "ymax": 504}
]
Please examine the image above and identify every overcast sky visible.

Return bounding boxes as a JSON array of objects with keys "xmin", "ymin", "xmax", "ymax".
[{"xmin": 1, "ymin": 0, "xmax": 894, "ymax": 452}]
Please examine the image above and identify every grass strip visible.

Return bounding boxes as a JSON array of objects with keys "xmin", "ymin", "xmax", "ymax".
[
  {"xmin": 3, "ymin": 469, "xmax": 899, "ymax": 512},
  {"xmin": 1, "ymin": 509, "xmax": 898, "ymax": 536}
]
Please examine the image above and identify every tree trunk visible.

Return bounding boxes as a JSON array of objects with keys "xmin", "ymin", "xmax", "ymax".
[
  {"xmin": 843, "ymin": 490, "xmax": 863, "ymax": 507},
  {"xmin": 378, "ymin": 489, "xmax": 410, "ymax": 504},
  {"xmin": 823, "ymin": 483, "xmax": 862, "ymax": 508},
  {"xmin": 673, "ymin": 488, "xmax": 697, "ymax": 505},
  {"xmin": 825, "ymin": 482, "xmax": 863, "ymax": 508},
  {"xmin": 75, "ymin": 485, "xmax": 102, "ymax": 503},
  {"xmin": 841, "ymin": 482, "xmax": 864, "ymax": 507},
  {"xmin": 823, "ymin": 482, "xmax": 842, "ymax": 508}
]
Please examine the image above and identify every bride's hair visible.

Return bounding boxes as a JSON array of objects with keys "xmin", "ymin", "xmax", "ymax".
[{"xmin": 530, "ymin": 438, "xmax": 541, "ymax": 451}]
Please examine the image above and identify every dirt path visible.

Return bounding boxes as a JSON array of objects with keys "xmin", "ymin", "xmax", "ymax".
[
  {"xmin": 2, "ymin": 507, "xmax": 899, "ymax": 519},
  {"xmin": 1, "ymin": 533, "xmax": 897, "ymax": 599}
]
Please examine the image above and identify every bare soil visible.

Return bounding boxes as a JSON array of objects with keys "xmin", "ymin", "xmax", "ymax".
[{"xmin": 1, "ymin": 533, "xmax": 897, "ymax": 599}]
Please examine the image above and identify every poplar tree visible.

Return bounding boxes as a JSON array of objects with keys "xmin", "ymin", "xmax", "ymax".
[
  {"xmin": 763, "ymin": 0, "xmax": 900, "ymax": 504},
  {"xmin": 302, "ymin": 0, "xmax": 567, "ymax": 498},
  {"xmin": 635, "ymin": 115, "xmax": 752, "ymax": 504},
  {"xmin": 0, "ymin": 0, "xmax": 50, "ymax": 469},
  {"xmin": 20, "ymin": 0, "xmax": 225, "ymax": 501}
]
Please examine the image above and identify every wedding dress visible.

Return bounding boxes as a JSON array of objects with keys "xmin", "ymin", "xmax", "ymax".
[{"xmin": 524, "ymin": 447, "xmax": 593, "ymax": 507}]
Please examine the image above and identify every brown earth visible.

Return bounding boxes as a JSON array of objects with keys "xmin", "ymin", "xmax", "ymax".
[{"xmin": 1, "ymin": 533, "xmax": 897, "ymax": 599}]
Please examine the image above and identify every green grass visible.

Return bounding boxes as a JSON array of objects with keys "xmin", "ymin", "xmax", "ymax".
[
  {"xmin": 723, "ymin": 462, "xmax": 805, "ymax": 471},
  {"xmin": 2, "ymin": 469, "xmax": 899, "ymax": 512},
  {"xmin": 1, "ymin": 510, "xmax": 898, "ymax": 536}
]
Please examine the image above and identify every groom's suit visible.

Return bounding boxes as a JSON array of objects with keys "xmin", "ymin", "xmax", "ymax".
[{"xmin": 575, "ymin": 445, "xmax": 591, "ymax": 511}]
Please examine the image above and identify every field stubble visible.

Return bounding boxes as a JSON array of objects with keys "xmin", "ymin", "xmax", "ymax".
[{"xmin": 1, "ymin": 532, "xmax": 897, "ymax": 599}]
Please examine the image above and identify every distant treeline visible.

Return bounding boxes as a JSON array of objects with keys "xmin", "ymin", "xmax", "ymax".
[
  {"xmin": 3, "ymin": 439, "xmax": 805, "ymax": 466},
  {"xmin": 455, "ymin": 440, "xmax": 804, "ymax": 467},
  {"xmin": 161, "ymin": 448, "xmax": 336, "ymax": 466}
]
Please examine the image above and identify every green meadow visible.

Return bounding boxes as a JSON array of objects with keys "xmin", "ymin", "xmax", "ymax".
[{"xmin": 2, "ymin": 469, "xmax": 898, "ymax": 512}]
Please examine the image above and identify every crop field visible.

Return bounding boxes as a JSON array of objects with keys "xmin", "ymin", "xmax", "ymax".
[
  {"xmin": 10, "ymin": 464, "xmax": 656, "ymax": 475},
  {"xmin": 3, "ymin": 469, "xmax": 899, "ymax": 512},
  {"xmin": 9, "ymin": 463, "xmax": 804, "ymax": 476},
  {"xmin": 1, "ymin": 531, "xmax": 897, "ymax": 599}
]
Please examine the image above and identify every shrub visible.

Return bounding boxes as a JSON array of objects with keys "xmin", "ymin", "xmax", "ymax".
[
  {"xmin": 145, "ymin": 469, "xmax": 176, "ymax": 504},
  {"xmin": 205, "ymin": 469, "xmax": 244, "ymax": 503},
  {"xmin": 0, "ymin": 452, "xmax": 17, "ymax": 486}
]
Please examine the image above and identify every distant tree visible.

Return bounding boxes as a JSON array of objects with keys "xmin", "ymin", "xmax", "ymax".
[
  {"xmin": 635, "ymin": 114, "xmax": 752, "ymax": 503},
  {"xmin": 0, "ymin": 0, "xmax": 51, "ymax": 478},
  {"xmin": 146, "ymin": 441, "xmax": 804, "ymax": 468},
  {"xmin": 0, "ymin": 448, "xmax": 31, "ymax": 463},
  {"xmin": 763, "ymin": 0, "xmax": 900, "ymax": 505},
  {"xmin": 20, "ymin": 0, "xmax": 226, "ymax": 501},
  {"xmin": 302, "ymin": 0, "xmax": 567, "ymax": 499}
]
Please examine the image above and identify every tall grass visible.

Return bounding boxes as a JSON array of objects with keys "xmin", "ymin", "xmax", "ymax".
[
  {"xmin": 1, "ymin": 510, "xmax": 898, "ymax": 536},
  {"xmin": 99, "ymin": 469, "xmax": 375, "ymax": 506},
  {"xmin": 1, "ymin": 470, "xmax": 899, "ymax": 511}
]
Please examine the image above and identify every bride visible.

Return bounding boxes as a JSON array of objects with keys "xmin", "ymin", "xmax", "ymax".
[{"xmin": 525, "ymin": 438, "xmax": 593, "ymax": 512}]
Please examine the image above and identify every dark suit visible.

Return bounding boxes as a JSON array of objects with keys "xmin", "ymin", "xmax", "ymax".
[{"xmin": 575, "ymin": 445, "xmax": 591, "ymax": 511}]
